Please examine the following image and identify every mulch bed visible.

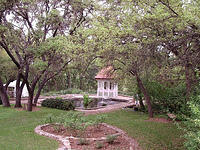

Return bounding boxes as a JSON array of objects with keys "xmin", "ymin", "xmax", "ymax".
[
  {"xmin": 42, "ymin": 124, "xmax": 118, "ymax": 138},
  {"xmin": 41, "ymin": 124, "xmax": 136, "ymax": 150},
  {"xmin": 69, "ymin": 135, "xmax": 131, "ymax": 150}
]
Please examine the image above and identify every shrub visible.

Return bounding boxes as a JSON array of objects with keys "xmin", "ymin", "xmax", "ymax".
[
  {"xmin": 178, "ymin": 95, "xmax": 200, "ymax": 150},
  {"xmin": 0, "ymin": 97, "xmax": 2, "ymax": 105},
  {"xmin": 144, "ymin": 81, "xmax": 187, "ymax": 114},
  {"xmin": 94, "ymin": 114, "xmax": 107, "ymax": 128},
  {"xmin": 106, "ymin": 135, "xmax": 118, "ymax": 144},
  {"xmin": 41, "ymin": 98, "xmax": 75, "ymax": 111},
  {"xmin": 83, "ymin": 94, "xmax": 92, "ymax": 108}
]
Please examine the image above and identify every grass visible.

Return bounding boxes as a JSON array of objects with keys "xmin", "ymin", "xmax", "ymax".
[
  {"xmin": 88, "ymin": 110, "xmax": 185, "ymax": 150},
  {"xmin": 0, "ymin": 106, "xmax": 184, "ymax": 150},
  {"xmin": 0, "ymin": 106, "xmax": 63, "ymax": 150}
]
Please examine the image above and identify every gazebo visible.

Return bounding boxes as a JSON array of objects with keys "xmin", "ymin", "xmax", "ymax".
[{"xmin": 95, "ymin": 66, "xmax": 118, "ymax": 98}]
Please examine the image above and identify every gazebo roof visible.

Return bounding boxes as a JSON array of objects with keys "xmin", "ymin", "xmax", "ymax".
[{"xmin": 95, "ymin": 66, "xmax": 116, "ymax": 80}]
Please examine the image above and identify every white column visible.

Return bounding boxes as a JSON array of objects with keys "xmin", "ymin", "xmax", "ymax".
[
  {"xmin": 97, "ymin": 80, "xmax": 99, "ymax": 97},
  {"xmin": 116, "ymin": 83, "xmax": 118, "ymax": 97}
]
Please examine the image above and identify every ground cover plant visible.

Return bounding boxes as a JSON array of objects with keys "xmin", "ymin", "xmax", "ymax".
[{"xmin": 0, "ymin": 106, "xmax": 184, "ymax": 150}]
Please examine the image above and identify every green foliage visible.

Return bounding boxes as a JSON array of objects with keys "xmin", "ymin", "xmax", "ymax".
[
  {"xmin": 93, "ymin": 114, "xmax": 107, "ymax": 128},
  {"xmin": 41, "ymin": 98, "xmax": 75, "ymax": 111},
  {"xmin": 52, "ymin": 125, "xmax": 63, "ymax": 133},
  {"xmin": 43, "ymin": 88, "xmax": 84, "ymax": 96},
  {"xmin": 43, "ymin": 111, "xmax": 94, "ymax": 137},
  {"xmin": 106, "ymin": 135, "xmax": 118, "ymax": 144},
  {"xmin": 178, "ymin": 95, "xmax": 200, "ymax": 150},
  {"xmin": 96, "ymin": 141, "xmax": 103, "ymax": 149},
  {"xmin": 83, "ymin": 94, "xmax": 92, "ymax": 108},
  {"xmin": 144, "ymin": 81, "xmax": 187, "ymax": 114},
  {"xmin": 0, "ymin": 50, "xmax": 17, "ymax": 83}
]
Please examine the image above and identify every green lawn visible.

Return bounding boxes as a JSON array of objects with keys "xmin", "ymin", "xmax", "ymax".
[
  {"xmin": 0, "ymin": 106, "xmax": 184, "ymax": 150},
  {"xmin": 100, "ymin": 111, "xmax": 184, "ymax": 150}
]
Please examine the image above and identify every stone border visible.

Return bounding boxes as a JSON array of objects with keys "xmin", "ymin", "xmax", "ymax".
[
  {"xmin": 35, "ymin": 123, "xmax": 139, "ymax": 150},
  {"xmin": 35, "ymin": 124, "xmax": 71, "ymax": 150}
]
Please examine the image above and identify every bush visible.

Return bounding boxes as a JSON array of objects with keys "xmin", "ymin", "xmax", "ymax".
[
  {"xmin": 94, "ymin": 114, "xmax": 107, "ymax": 128},
  {"xmin": 41, "ymin": 98, "xmax": 75, "ymax": 111},
  {"xmin": 144, "ymin": 81, "xmax": 187, "ymax": 114},
  {"xmin": 0, "ymin": 97, "xmax": 2, "ymax": 105},
  {"xmin": 178, "ymin": 95, "xmax": 200, "ymax": 150},
  {"xmin": 83, "ymin": 94, "xmax": 92, "ymax": 108}
]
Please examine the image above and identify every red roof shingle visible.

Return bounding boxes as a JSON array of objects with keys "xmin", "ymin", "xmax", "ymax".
[{"xmin": 95, "ymin": 66, "xmax": 115, "ymax": 80}]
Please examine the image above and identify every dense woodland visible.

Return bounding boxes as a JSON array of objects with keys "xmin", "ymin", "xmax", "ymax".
[{"xmin": 0, "ymin": 0, "xmax": 200, "ymax": 149}]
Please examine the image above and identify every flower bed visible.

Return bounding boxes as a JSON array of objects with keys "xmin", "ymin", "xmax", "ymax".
[
  {"xmin": 35, "ymin": 112, "xmax": 140, "ymax": 150},
  {"xmin": 35, "ymin": 123, "xmax": 137, "ymax": 150}
]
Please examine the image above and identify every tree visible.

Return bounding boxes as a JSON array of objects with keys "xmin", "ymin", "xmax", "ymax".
[
  {"xmin": 0, "ymin": 0, "xmax": 94, "ymax": 111},
  {"xmin": 77, "ymin": 4, "xmax": 156, "ymax": 117},
  {"xmin": 131, "ymin": 0, "xmax": 200, "ymax": 100},
  {"xmin": 0, "ymin": 50, "xmax": 17, "ymax": 107}
]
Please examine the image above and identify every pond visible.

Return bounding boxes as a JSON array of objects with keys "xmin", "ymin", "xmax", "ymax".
[{"xmin": 72, "ymin": 98, "xmax": 125, "ymax": 110}]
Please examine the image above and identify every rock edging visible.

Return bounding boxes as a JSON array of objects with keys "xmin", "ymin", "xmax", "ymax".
[
  {"xmin": 35, "ymin": 123, "xmax": 140, "ymax": 150},
  {"xmin": 35, "ymin": 124, "xmax": 71, "ymax": 150}
]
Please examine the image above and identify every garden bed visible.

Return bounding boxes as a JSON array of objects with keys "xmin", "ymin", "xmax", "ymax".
[
  {"xmin": 69, "ymin": 135, "xmax": 132, "ymax": 150},
  {"xmin": 41, "ymin": 123, "xmax": 119, "ymax": 138},
  {"xmin": 36, "ymin": 123, "xmax": 137, "ymax": 150}
]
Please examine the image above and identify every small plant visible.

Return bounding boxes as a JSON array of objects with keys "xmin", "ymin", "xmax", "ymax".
[
  {"xmin": 83, "ymin": 94, "xmax": 92, "ymax": 108},
  {"xmin": 94, "ymin": 114, "xmax": 107, "ymax": 129},
  {"xmin": 106, "ymin": 135, "xmax": 118, "ymax": 144},
  {"xmin": 96, "ymin": 141, "xmax": 103, "ymax": 149},
  {"xmin": 55, "ymin": 97, "xmax": 62, "ymax": 100},
  {"xmin": 77, "ymin": 138, "xmax": 89, "ymax": 145},
  {"xmin": 53, "ymin": 125, "xmax": 63, "ymax": 132}
]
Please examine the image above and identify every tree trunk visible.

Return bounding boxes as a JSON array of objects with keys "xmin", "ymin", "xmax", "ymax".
[
  {"xmin": 67, "ymin": 71, "xmax": 71, "ymax": 88},
  {"xmin": 15, "ymin": 89, "xmax": 23, "ymax": 108},
  {"xmin": 185, "ymin": 62, "xmax": 192, "ymax": 101},
  {"xmin": 137, "ymin": 83, "xmax": 145, "ymax": 110},
  {"xmin": 27, "ymin": 91, "xmax": 33, "ymax": 111},
  {"xmin": 33, "ymin": 81, "xmax": 46, "ymax": 106},
  {"xmin": 136, "ymin": 74, "xmax": 153, "ymax": 118},
  {"xmin": 0, "ymin": 78, "xmax": 10, "ymax": 107},
  {"xmin": 15, "ymin": 75, "xmax": 25, "ymax": 108},
  {"xmin": 0, "ymin": 89, "xmax": 10, "ymax": 107},
  {"xmin": 79, "ymin": 75, "xmax": 83, "ymax": 90}
]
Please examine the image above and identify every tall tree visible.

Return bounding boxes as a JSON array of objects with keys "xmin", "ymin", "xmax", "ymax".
[{"xmin": 0, "ymin": 0, "xmax": 94, "ymax": 111}]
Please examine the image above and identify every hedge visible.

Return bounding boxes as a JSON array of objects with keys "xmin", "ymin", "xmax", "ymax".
[{"xmin": 41, "ymin": 98, "xmax": 75, "ymax": 111}]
